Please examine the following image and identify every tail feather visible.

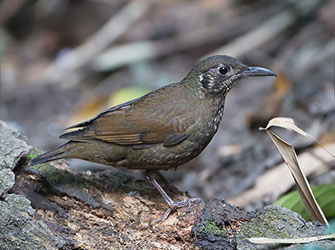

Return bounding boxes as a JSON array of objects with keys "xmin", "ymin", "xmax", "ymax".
[{"xmin": 30, "ymin": 144, "xmax": 68, "ymax": 166}]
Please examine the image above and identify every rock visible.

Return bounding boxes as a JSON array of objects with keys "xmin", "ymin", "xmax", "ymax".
[
  {"xmin": 0, "ymin": 194, "xmax": 65, "ymax": 250},
  {"xmin": 0, "ymin": 168, "xmax": 15, "ymax": 196},
  {"xmin": 236, "ymin": 205, "xmax": 325, "ymax": 249},
  {"xmin": 192, "ymin": 202, "xmax": 332, "ymax": 250},
  {"xmin": 0, "ymin": 121, "xmax": 31, "ymax": 170},
  {"xmin": 192, "ymin": 199, "xmax": 252, "ymax": 250},
  {"xmin": 0, "ymin": 121, "xmax": 66, "ymax": 249}
]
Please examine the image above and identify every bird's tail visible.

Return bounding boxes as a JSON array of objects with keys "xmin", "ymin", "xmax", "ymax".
[{"xmin": 30, "ymin": 142, "xmax": 71, "ymax": 166}]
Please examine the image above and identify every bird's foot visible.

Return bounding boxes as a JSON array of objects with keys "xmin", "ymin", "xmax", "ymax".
[
  {"xmin": 169, "ymin": 197, "xmax": 202, "ymax": 209},
  {"xmin": 152, "ymin": 197, "xmax": 202, "ymax": 225},
  {"xmin": 145, "ymin": 171, "xmax": 202, "ymax": 225}
]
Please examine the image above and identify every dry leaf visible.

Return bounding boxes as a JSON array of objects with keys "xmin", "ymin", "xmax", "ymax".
[
  {"xmin": 263, "ymin": 117, "xmax": 309, "ymax": 137},
  {"xmin": 261, "ymin": 117, "xmax": 329, "ymax": 225},
  {"xmin": 261, "ymin": 117, "xmax": 335, "ymax": 157},
  {"xmin": 265, "ymin": 130, "xmax": 328, "ymax": 225}
]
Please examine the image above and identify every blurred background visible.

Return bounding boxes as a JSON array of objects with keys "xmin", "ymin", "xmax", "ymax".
[{"xmin": 0, "ymin": 0, "xmax": 334, "ymax": 213}]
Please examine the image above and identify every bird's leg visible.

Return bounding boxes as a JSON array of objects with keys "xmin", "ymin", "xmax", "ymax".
[{"xmin": 145, "ymin": 170, "xmax": 201, "ymax": 224}]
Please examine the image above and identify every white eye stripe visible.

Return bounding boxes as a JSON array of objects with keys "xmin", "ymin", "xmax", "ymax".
[{"xmin": 198, "ymin": 66, "xmax": 234, "ymax": 93}]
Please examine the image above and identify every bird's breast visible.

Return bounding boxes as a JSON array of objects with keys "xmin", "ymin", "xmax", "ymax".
[
  {"xmin": 189, "ymin": 98, "xmax": 225, "ymax": 142},
  {"xmin": 114, "ymin": 97, "xmax": 226, "ymax": 170}
]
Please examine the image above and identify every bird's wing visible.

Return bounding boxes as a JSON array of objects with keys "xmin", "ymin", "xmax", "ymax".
[{"xmin": 60, "ymin": 94, "xmax": 198, "ymax": 147}]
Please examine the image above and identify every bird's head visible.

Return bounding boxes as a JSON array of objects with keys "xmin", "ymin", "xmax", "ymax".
[{"xmin": 186, "ymin": 55, "xmax": 276, "ymax": 96}]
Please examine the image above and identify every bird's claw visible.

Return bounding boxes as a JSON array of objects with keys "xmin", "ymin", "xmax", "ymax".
[
  {"xmin": 169, "ymin": 197, "xmax": 202, "ymax": 210},
  {"xmin": 152, "ymin": 197, "xmax": 202, "ymax": 225},
  {"xmin": 152, "ymin": 207, "xmax": 172, "ymax": 225}
]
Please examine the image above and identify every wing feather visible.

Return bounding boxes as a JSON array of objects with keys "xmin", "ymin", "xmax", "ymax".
[{"xmin": 61, "ymin": 86, "xmax": 198, "ymax": 146}]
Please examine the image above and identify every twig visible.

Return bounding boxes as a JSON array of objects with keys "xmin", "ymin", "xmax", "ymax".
[
  {"xmin": 44, "ymin": 0, "xmax": 155, "ymax": 84},
  {"xmin": 248, "ymin": 234, "xmax": 335, "ymax": 244},
  {"xmin": 202, "ymin": 0, "xmax": 323, "ymax": 59}
]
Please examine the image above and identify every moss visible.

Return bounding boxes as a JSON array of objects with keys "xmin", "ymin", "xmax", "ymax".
[
  {"xmin": 240, "ymin": 206, "xmax": 303, "ymax": 239},
  {"xmin": 196, "ymin": 217, "xmax": 225, "ymax": 236},
  {"xmin": 25, "ymin": 148, "xmax": 41, "ymax": 161},
  {"xmin": 26, "ymin": 148, "xmax": 72, "ymax": 185},
  {"xmin": 30, "ymin": 162, "xmax": 77, "ymax": 187},
  {"xmin": 27, "ymin": 155, "xmax": 100, "ymax": 209},
  {"xmin": 25, "ymin": 148, "xmax": 99, "ymax": 207},
  {"xmin": 205, "ymin": 222, "xmax": 224, "ymax": 235},
  {"xmin": 241, "ymin": 218, "xmax": 289, "ymax": 239}
]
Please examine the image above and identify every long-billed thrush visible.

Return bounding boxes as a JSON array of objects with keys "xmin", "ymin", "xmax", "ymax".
[{"xmin": 30, "ymin": 55, "xmax": 276, "ymax": 222}]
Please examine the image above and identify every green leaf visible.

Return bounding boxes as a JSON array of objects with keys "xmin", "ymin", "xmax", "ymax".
[{"xmin": 274, "ymin": 184, "xmax": 335, "ymax": 221}]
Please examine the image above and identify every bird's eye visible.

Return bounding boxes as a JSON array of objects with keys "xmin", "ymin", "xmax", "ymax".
[{"xmin": 219, "ymin": 66, "xmax": 228, "ymax": 75}]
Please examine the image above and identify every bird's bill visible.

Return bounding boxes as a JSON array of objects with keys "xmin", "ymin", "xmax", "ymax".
[{"xmin": 242, "ymin": 66, "xmax": 277, "ymax": 77}]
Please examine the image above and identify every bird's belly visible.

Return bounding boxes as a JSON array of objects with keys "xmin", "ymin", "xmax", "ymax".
[
  {"xmin": 117, "ymin": 143, "xmax": 203, "ymax": 170},
  {"xmin": 113, "ymin": 104, "xmax": 224, "ymax": 170}
]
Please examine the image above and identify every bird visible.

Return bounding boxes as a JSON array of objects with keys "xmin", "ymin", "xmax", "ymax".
[{"xmin": 30, "ymin": 55, "xmax": 276, "ymax": 223}]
